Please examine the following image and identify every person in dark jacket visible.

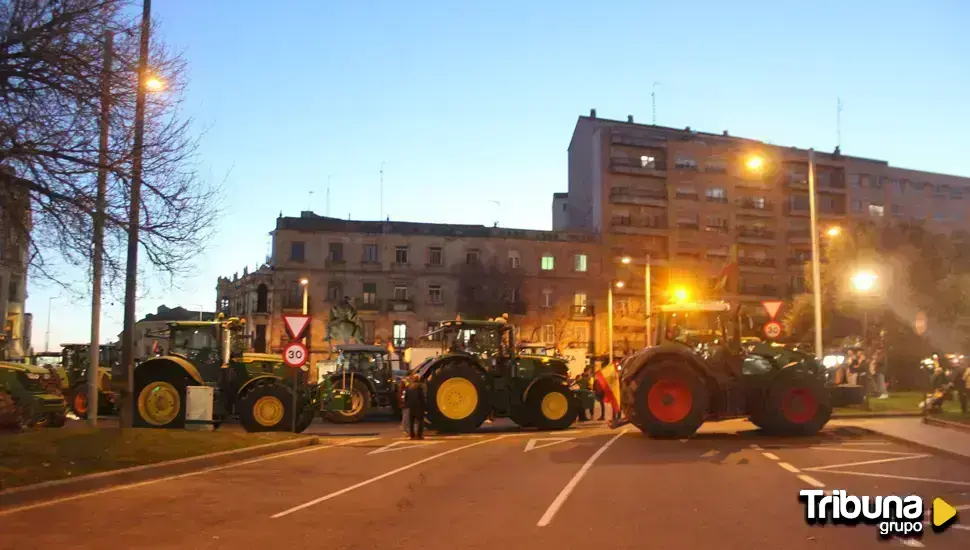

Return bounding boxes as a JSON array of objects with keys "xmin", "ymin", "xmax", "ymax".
[{"xmin": 405, "ymin": 374, "xmax": 428, "ymax": 440}]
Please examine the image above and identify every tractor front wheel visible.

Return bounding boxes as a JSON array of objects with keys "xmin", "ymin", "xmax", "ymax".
[
  {"xmin": 324, "ymin": 378, "xmax": 371, "ymax": 424},
  {"xmin": 70, "ymin": 383, "xmax": 90, "ymax": 418},
  {"xmin": 0, "ymin": 391, "xmax": 29, "ymax": 431},
  {"xmin": 526, "ymin": 380, "xmax": 578, "ymax": 431},
  {"xmin": 426, "ymin": 361, "xmax": 490, "ymax": 433},
  {"xmin": 239, "ymin": 383, "xmax": 295, "ymax": 432},
  {"xmin": 759, "ymin": 373, "xmax": 832, "ymax": 436},
  {"xmin": 631, "ymin": 362, "xmax": 708, "ymax": 439},
  {"xmin": 133, "ymin": 371, "xmax": 188, "ymax": 429}
]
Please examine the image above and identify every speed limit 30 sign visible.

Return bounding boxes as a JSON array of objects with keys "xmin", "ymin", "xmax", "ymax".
[
  {"xmin": 283, "ymin": 341, "xmax": 308, "ymax": 368},
  {"xmin": 763, "ymin": 321, "xmax": 783, "ymax": 340}
]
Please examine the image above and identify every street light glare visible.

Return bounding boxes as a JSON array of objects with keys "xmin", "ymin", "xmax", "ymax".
[
  {"xmin": 300, "ymin": 278, "xmax": 309, "ymax": 286},
  {"xmin": 672, "ymin": 287, "xmax": 689, "ymax": 303},
  {"xmin": 615, "ymin": 281, "xmax": 625, "ymax": 289},
  {"xmin": 621, "ymin": 256, "xmax": 632, "ymax": 264},
  {"xmin": 851, "ymin": 271, "xmax": 877, "ymax": 293},
  {"xmin": 745, "ymin": 155, "xmax": 765, "ymax": 172},
  {"xmin": 145, "ymin": 76, "xmax": 164, "ymax": 91},
  {"xmin": 826, "ymin": 226, "xmax": 842, "ymax": 237}
]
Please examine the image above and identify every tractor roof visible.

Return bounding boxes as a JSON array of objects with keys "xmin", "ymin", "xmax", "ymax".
[
  {"xmin": 657, "ymin": 301, "xmax": 731, "ymax": 313},
  {"xmin": 336, "ymin": 344, "xmax": 387, "ymax": 353},
  {"xmin": 439, "ymin": 320, "xmax": 509, "ymax": 329},
  {"xmin": 166, "ymin": 320, "xmax": 221, "ymax": 327}
]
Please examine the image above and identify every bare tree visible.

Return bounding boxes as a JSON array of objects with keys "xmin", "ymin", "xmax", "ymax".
[{"xmin": 1, "ymin": 0, "xmax": 219, "ymax": 296}]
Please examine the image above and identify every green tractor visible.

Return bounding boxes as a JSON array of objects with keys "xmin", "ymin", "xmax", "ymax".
[
  {"xmin": 615, "ymin": 301, "xmax": 865, "ymax": 438},
  {"xmin": 320, "ymin": 344, "xmax": 406, "ymax": 423},
  {"xmin": 43, "ymin": 343, "xmax": 120, "ymax": 418},
  {"xmin": 414, "ymin": 319, "xmax": 594, "ymax": 432},
  {"xmin": 0, "ymin": 361, "xmax": 68, "ymax": 429},
  {"xmin": 132, "ymin": 316, "xmax": 350, "ymax": 432}
]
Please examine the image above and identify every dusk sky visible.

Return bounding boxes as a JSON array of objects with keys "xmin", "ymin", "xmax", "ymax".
[{"xmin": 27, "ymin": 0, "xmax": 969, "ymax": 350}]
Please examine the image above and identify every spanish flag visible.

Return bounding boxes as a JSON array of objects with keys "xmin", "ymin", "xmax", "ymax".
[{"xmin": 595, "ymin": 363, "xmax": 622, "ymax": 412}]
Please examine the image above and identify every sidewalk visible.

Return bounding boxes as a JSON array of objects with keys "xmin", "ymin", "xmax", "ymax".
[{"xmin": 832, "ymin": 416, "xmax": 970, "ymax": 463}]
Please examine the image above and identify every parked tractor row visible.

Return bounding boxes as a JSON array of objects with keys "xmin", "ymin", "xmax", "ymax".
[{"xmin": 0, "ymin": 361, "xmax": 67, "ymax": 429}]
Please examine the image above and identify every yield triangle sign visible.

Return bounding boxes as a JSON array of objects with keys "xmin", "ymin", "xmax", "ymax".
[
  {"xmin": 761, "ymin": 300, "xmax": 784, "ymax": 320},
  {"xmin": 367, "ymin": 440, "xmax": 440, "ymax": 456},
  {"xmin": 283, "ymin": 315, "xmax": 310, "ymax": 340},
  {"xmin": 524, "ymin": 437, "xmax": 574, "ymax": 452}
]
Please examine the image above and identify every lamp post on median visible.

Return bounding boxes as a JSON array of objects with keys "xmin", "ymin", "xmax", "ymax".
[
  {"xmin": 608, "ymin": 280, "xmax": 624, "ymax": 366},
  {"xmin": 621, "ymin": 255, "xmax": 653, "ymax": 347},
  {"xmin": 294, "ymin": 277, "xmax": 309, "ymax": 432}
]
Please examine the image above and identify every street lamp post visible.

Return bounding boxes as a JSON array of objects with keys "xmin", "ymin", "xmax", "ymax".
[
  {"xmin": 608, "ymin": 280, "xmax": 624, "ymax": 365},
  {"xmin": 621, "ymin": 255, "xmax": 652, "ymax": 348},
  {"xmin": 295, "ymin": 278, "xmax": 309, "ymax": 432},
  {"xmin": 807, "ymin": 149, "xmax": 824, "ymax": 360}
]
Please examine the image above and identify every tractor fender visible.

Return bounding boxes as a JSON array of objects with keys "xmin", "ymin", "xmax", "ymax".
[
  {"xmin": 521, "ymin": 373, "xmax": 569, "ymax": 402},
  {"xmin": 619, "ymin": 345, "xmax": 716, "ymax": 386},
  {"xmin": 420, "ymin": 354, "xmax": 488, "ymax": 381},
  {"xmin": 237, "ymin": 374, "xmax": 283, "ymax": 396},
  {"xmin": 327, "ymin": 372, "xmax": 378, "ymax": 396},
  {"xmin": 134, "ymin": 356, "xmax": 204, "ymax": 385}
]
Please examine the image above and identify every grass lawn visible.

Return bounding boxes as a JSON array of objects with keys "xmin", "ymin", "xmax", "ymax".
[
  {"xmin": 0, "ymin": 427, "xmax": 305, "ymax": 490},
  {"xmin": 833, "ymin": 391, "xmax": 964, "ymax": 416},
  {"xmin": 934, "ymin": 412, "xmax": 970, "ymax": 425}
]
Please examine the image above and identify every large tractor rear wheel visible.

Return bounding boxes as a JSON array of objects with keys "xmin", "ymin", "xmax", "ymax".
[
  {"xmin": 133, "ymin": 370, "xmax": 188, "ymax": 429},
  {"xmin": 426, "ymin": 361, "xmax": 490, "ymax": 433},
  {"xmin": 0, "ymin": 391, "xmax": 29, "ymax": 431},
  {"xmin": 324, "ymin": 378, "xmax": 371, "ymax": 424},
  {"xmin": 525, "ymin": 380, "xmax": 578, "ymax": 431},
  {"xmin": 631, "ymin": 362, "xmax": 708, "ymax": 438},
  {"xmin": 70, "ymin": 383, "xmax": 90, "ymax": 418},
  {"xmin": 758, "ymin": 372, "xmax": 832, "ymax": 436},
  {"xmin": 239, "ymin": 383, "xmax": 294, "ymax": 432}
]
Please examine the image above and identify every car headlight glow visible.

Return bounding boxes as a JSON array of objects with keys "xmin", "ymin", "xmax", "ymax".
[{"xmin": 26, "ymin": 373, "xmax": 41, "ymax": 380}]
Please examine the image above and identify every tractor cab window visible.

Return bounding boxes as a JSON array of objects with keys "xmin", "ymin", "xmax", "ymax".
[
  {"xmin": 169, "ymin": 325, "xmax": 220, "ymax": 365},
  {"xmin": 340, "ymin": 352, "xmax": 384, "ymax": 372},
  {"xmin": 663, "ymin": 311, "xmax": 726, "ymax": 351}
]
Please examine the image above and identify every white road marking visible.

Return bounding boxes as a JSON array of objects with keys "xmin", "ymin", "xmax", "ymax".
[
  {"xmin": 0, "ymin": 437, "xmax": 377, "ymax": 517},
  {"xmin": 749, "ymin": 444, "xmax": 763, "ymax": 451},
  {"xmin": 701, "ymin": 450, "xmax": 719, "ymax": 458},
  {"xmin": 952, "ymin": 525, "xmax": 970, "ymax": 531},
  {"xmin": 679, "ymin": 439, "xmax": 688, "ymax": 443},
  {"xmin": 778, "ymin": 462, "xmax": 801, "ymax": 474},
  {"xmin": 271, "ymin": 435, "xmax": 512, "ymax": 519},
  {"xmin": 803, "ymin": 454, "xmax": 930, "ymax": 472},
  {"xmin": 894, "ymin": 537, "xmax": 925, "ymax": 547},
  {"xmin": 524, "ymin": 437, "xmax": 574, "ymax": 452},
  {"xmin": 797, "ymin": 474, "xmax": 826, "ymax": 488},
  {"xmin": 537, "ymin": 428, "xmax": 629, "ymax": 527},
  {"xmin": 367, "ymin": 440, "xmax": 441, "ymax": 455},
  {"xmin": 807, "ymin": 446, "xmax": 927, "ymax": 456},
  {"xmin": 762, "ymin": 452, "xmax": 780, "ymax": 461},
  {"xmin": 808, "ymin": 470, "xmax": 970, "ymax": 487}
]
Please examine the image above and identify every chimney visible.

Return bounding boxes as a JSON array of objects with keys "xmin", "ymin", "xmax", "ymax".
[
  {"xmin": 685, "ymin": 126, "xmax": 692, "ymax": 132},
  {"xmin": 590, "ymin": 109, "xmax": 597, "ymax": 118},
  {"xmin": 723, "ymin": 130, "xmax": 729, "ymax": 136},
  {"xmin": 627, "ymin": 115, "xmax": 634, "ymax": 123}
]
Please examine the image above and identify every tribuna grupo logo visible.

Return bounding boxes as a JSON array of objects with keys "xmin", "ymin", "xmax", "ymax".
[{"xmin": 799, "ymin": 490, "xmax": 925, "ymax": 538}]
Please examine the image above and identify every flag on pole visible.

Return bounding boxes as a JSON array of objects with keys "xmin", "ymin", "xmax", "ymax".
[
  {"xmin": 712, "ymin": 243, "xmax": 739, "ymax": 292},
  {"xmin": 595, "ymin": 362, "xmax": 622, "ymax": 411}
]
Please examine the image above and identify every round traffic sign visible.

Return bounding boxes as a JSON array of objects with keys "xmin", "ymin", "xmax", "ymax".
[
  {"xmin": 763, "ymin": 321, "xmax": 783, "ymax": 340},
  {"xmin": 283, "ymin": 342, "xmax": 308, "ymax": 368}
]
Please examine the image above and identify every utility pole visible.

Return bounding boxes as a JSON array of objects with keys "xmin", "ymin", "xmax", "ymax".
[
  {"xmin": 808, "ymin": 149, "xmax": 824, "ymax": 360},
  {"xmin": 644, "ymin": 254, "xmax": 652, "ymax": 347},
  {"xmin": 88, "ymin": 31, "xmax": 113, "ymax": 428},
  {"xmin": 379, "ymin": 162, "xmax": 385, "ymax": 221},
  {"xmin": 120, "ymin": 0, "xmax": 152, "ymax": 429}
]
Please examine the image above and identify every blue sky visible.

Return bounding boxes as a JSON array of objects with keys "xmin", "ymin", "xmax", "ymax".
[{"xmin": 26, "ymin": 0, "xmax": 970, "ymax": 350}]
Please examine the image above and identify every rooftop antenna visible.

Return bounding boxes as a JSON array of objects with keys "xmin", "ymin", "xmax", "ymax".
[
  {"xmin": 837, "ymin": 97, "xmax": 844, "ymax": 149},
  {"xmin": 308, "ymin": 190, "xmax": 314, "ymax": 212},
  {"xmin": 326, "ymin": 175, "xmax": 331, "ymax": 217},
  {"xmin": 652, "ymin": 82, "xmax": 660, "ymax": 125},
  {"xmin": 379, "ymin": 161, "xmax": 385, "ymax": 222},
  {"xmin": 489, "ymin": 200, "xmax": 501, "ymax": 227}
]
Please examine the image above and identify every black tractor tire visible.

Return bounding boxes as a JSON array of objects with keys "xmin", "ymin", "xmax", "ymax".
[
  {"xmin": 758, "ymin": 372, "xmax": 832, "ymax": 436},
  {"xmin": 525, "ymin": 380, "xmax": 578, "ymax": 431},
  {"xmin": 133, "ymin": 369, "xmax": 188, "ymax": 429},
  {"xmin": 0, "ymin": 390, "xmax": 29, "ymax": 431},
  {"xmin": 509, "ymin": 408, "xmax": 535, "ymax": 429},
  {"xmin": 426, "ymin": 360, "xmax": 491, "ymax": 433},
  {"xmin": 295, "ymin": 406, "xmax": 315, "ymax": 433},
  {"xmin": 324, "ymin": 378, "xmax": 371, "ymax": 424},
  {"xmin": 239, "ymin": 382, "xmax": 295, "ymax": 432},
  {"xmin": 45, "ymin": 409, "xmax": 68, "ymax": 428},
  {"xmin": 630, "ymin": 361, "xmax": 708, "ymax": 439}
]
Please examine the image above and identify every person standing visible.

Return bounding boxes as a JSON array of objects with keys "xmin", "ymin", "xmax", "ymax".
[
  {"xmin": 949, "ymin": 358, "xmax": 968, "ymax": 415},
  {"xmin": 593, "ymin": 364, "xmax": 607, "ymax": 421},
  {"xmin": 868, "ymin": 349, "xmax": 889, "ymax": 399},
  {"xmin": 405, "ymin": 373, "xmax": 427, "ymax": 440},
  {"xmin": 397, "ymin": 376, "xmax": 409, "ymax": 435},
  {"xmin": 574, "ymin": 367, "xmax": 594, "ymax": 421}
]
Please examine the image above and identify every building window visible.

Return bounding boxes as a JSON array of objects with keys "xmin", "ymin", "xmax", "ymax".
[
  {"xmin": 290, "ymin": 241, "xmax": 305, "ymax": 262},
  {"xmin": 327, "ymin": 282, "xmax": 341, "ymax": 302},
  {"xmin": 848, "ymin": 175, "xmax": 861, "ymax": 188},
  {"xmin": 674, "ymin": 155, "xmax": 697, "ymax": 169},
  {"xmin": 507, "ymin": 287, "xmax": 520, "ymax": 303},
  {"xmin": 706, "ymin": 187, "xmax": 726, "ymax": 202},
  {"xmin": 393, "ymin": 322, "xmax": 407, "ymax": 348},
  {"xmin": 466, "ymin": 249, "xmax": 481, "ymax": 265},
  {"xmin": 573, "ymin": 292, "xmax": 588, "ymax": 315},
  {"xmin": 256, "ymin": 284, "xmax": 268, "ymax": 313},
  {"xmin": 705, "ymin": 159, "xmax": 727, "ymax": 173},
  {"xmin": 789, "ymin": 195, "xmax": 808, "ymax": 211},
  {"xmin": 362, "ymin": 282, "xmax": 377, "ymax": 305},
  {"xmin": 891, "ymin": 204, "xmax": 902, "ymax": 216},
  {"xmin": 428, "ymin": 246, "xmax": 442, "ymax": 266},
  {"xmin": 428, "ymin": 285, "xmax": 442, "ymax": 304},
  {"xmin": 363, "ymin": 243, "xmax": 379, "ymax": 263},
  {"xmin": 751, "ymin": 196, "xmax": 766, "ymax": 209},
  {"xmin": 933, "ymin": 211, "xmax": 947, "ymax": 222},
  {"xmin": 851, "ymin": 200, "xmax": 863, "ymax": 212},
  {"xmin": 328, "ymin": 242, "xmax": 344, "ymax": 262},
  {"xmin": 541, "ymin": 289, "xmax": 553, "ymax": 308},
  {"xmin": 541, "ymin": 254, "xmax": 555, "ymax": 270},
  {"xmin": 868, "ymin": 204, "xmax": 884, "ymax": 217},
  {"xmin": 254, "ymin": 324, "xmax": 267, "ymax": 353},
  {"xmin": 362, "ymin": 321, "xmax": 376, "ymax": 342},
  {"xmin": 394, "ymin": 285, "xmax": 409, "ymax": 301},
  {"xmin": 541, "ymin": 324, "xmax": 556, "ymax": 344},
  {"xmin": 640, "ymin": 155, "xmax": 656, "ymax": 168},
  {"xmin": 675, "ymin": 185, "xmax": 697, "ymax": 198},
  {"xmin": 706, "ymin": 216, "xmax": 728, "ymax": 232},
  {"xmin": 574, "ymin": 254, "xmax": 587, "ymax": 272},
  {"xmin": 395, "ymin": 246, "xmax": 409, "ymax": 264},
  {"xmin": 508, "ymin": 250, "xmax": 520, "ymax": 269},
  {"xmin": 573, "ymin": 325, "xmax": 589, "ymax": 346}
]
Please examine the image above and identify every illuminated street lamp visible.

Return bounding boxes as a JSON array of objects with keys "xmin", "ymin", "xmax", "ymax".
[
  {"xmin": 671, "ymin": 286, "xmax": 689, "ymax": 303},
  {"xmin": 851, "ymin": 271, "xmax": 878, "ymax": 293},
  {"xmin": 745, "ymin": 155, "xmax": 765, "ymax": 172},
  {"xmin": 608, "ymin": 280, "xmax": 625, "ymax": 365},
  {"xmin": 300, "ymin": 278, "xmax": 309, "ymax": 315},
  {"xmin": 826, "ymin": 226, "xmax": 842, "ymax": 238},
  {"xmin": 620, "ymin": 254, "xmax": 653, "ymax": 347},
  {"xmin": 145, "ymin": 75, "xmax": 164, "ymax": 92}
]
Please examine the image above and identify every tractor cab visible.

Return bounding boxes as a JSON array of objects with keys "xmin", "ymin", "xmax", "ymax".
[{"xmin": 434, "ymin": 319, "xmax": 515, "ymax": 374}]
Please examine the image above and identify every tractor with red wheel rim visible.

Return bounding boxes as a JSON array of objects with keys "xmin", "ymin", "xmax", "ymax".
[{"xmin": 617, "ymin": 301, "xmax": 859, "ymax": 438}]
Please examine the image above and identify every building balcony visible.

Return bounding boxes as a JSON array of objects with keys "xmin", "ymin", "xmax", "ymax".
[
  {"xmin": 610, "ymin": 187, "xmax": 668, "ymax": 207},
  {"xmin": 736, "ymin": 199, "xmax": 775, "ymax": 217},
  {"xmin": 676, "ymin": 222, "xmax": 700, "ymax": 231},
  {"xmin": 675, "ymin": 191, "xmax": 700, "ymax": 200},
  {"xmin": 610, "ymin": 217, "xmax": 668, "ymax": 236},
  {"xmin": 324, "ymin": 258, "xmax": 348, "ymax": 269},
  {"xmin": 787, "ymin": 229, "xmax": 811, "ymax": 243},
  {"xmin": 571, "ymin": 304, "xmax": 594, "ymax": 319},
  {"xmin": 739, "ymin": 284, "xmax": 780, "ymax": 297},
  {"xmin": 354, "ymin": 298, "xmax": 381, "ymax": 312},
  {"xmin": 706, "ymin": 196, "xmax": 729, "ymax": 204},
  {"xmin": 387, "ymin": 299, "xmax": 414, "ymax": 313},
  {"xmin": 390, "ymin": 262, "xmax": 412, "ymax": 271},
  {"xmin": 739, "ymin": 257, "xmax": 776, "ymax": 271},
  {"xmin": 609, "ymin": 156, "xmax": 668, "ymax": 178},
  {"xmin": 787, "ymin": 257, "xmax": 809, "ymax": 269},
  {"xmin": 737, "ymin": 227, "xmax": 776, "ymax": 244}
]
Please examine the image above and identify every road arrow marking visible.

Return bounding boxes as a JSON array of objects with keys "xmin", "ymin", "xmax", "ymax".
[
  {"xmin": 367, "ymin": 440, "xmax": 440, "ymax": 456},
  {"xmin": 524, "ymin": 437, "xmax": 574, "ymax": 453}
]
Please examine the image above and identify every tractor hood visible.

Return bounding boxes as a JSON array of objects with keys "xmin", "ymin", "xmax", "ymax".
[
  {"xmin": 237, "ymin": 352, "xmax": 284, "ymax": 364},
  {"xmin": 0, "ymin": 361, "xmax": 50, "ymax": 375}
]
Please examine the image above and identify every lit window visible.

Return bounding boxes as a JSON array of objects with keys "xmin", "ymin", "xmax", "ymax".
[
  {"xmin": 362, "ymin": 282, "xmax": 377, "ymax": 305},
  {"xmin": 393, "ymin": 322, "xmax": 407, "ymax": 348},
  {"xmin": 574, "ymin": 254, "xmax": 587, "ymax": 272},
  {"xmin": 640, "ymin": 155, "xmax": 656, "ymax": 168},
  {"xmin": 541, "ymin": 324, "xmax": 556, "ymax": 344},
  {"xmin": 541, "ymin": 289, "xmax": 554, "ymax": 307},
  {"xmin": 706, "ymin": 187, "xmax": 726, "ymax": 201},
  {"xmin": 868, "ymin": 204, "xmax": 884, "ymax": 217},
  {"xmin": 541, "ymin": 254, "xmax": 555, "ymax": 270},
  {"xmin": 508, "ymin": 250, "xmax": 520, "ymax": 269}
]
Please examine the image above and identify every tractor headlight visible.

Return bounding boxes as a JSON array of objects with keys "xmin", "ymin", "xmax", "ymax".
[
  {"xmin": 26, "ymin": 373, "xmax": 41, "ymax": 380},
  {"xmin": 42, "ymin": 373, "xmax": 52, "ymax": 379}
]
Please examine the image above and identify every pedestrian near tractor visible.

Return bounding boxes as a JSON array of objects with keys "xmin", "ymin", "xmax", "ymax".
[
  {"xmin": 397, "ymin": 377, "xmax": 409, "ymax": 435},
  {"xmin": 868, "ymin": 349, "xmax": 889, "ymax": 399},
  {"xmin": 405, "ymin": 373, "xmax": 427, "ymax": 440},
  {"xmin": 593, "ymin": 364, "xmax": 607, "ymax": 420},
  {"xmin": 573, "ymin": 368, "xmax": 594, "ymax": 421}
]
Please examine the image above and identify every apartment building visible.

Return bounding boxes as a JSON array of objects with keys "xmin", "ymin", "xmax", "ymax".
[
  {"xmin": 217, "ymin": 212, "xmax": 605, "ymax": 369},
  {"xmin": 562, "ymin": 110, "xmax": 970, "ymax": 339}
]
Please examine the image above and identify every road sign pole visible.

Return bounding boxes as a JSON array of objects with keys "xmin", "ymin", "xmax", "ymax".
[{"xmin": 282, "ymin": 312, "xmax": 311, "ymax": 433}]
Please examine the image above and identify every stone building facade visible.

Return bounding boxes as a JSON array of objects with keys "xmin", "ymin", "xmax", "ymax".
[{"xmin": 0, "ymin": 168, "xmax": 31, "ymax": 360}]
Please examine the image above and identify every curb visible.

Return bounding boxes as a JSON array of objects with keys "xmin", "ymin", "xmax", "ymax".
[
  {"xmin": 0, "ymin": 435, "xmax": 320, "ymax": 510},
  {"xmin": 836, "ymin": 424, "xmax": 970, "ymax": 466},
  {"xmin": 924, "ymin": 416, "xmax": 970, "ymax": 434},
  {"xmin": 831, "ymin": 412, "xmax": 924, "ymax": 419}
]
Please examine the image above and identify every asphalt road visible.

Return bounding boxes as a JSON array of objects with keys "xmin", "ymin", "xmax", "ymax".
[{"xmin": 2, "ymin": 419, "xmax": 968, "ymax": 550}]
